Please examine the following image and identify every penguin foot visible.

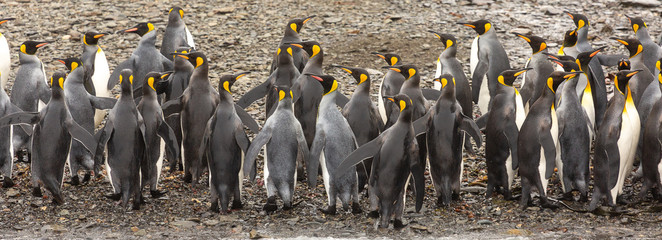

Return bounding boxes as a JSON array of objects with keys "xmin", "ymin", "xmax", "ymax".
[
  {"xmin": 132, "ymin": 201, "xmax": 141, "ymax": 210},
  {"xmin": 351, "ymin": 203, "xmax": 363, "ymax": 214},
  {"xmin": 210, "ymin": 202, "xmax": 219, "ymax": 213},
  {"xmin": 320, "ymin": 206, "xmax": 336, "ymax": 215},
  {"xmin": 32, "ymin": 187, "xmax": 42, "ymax": 197},
  {"xmin": 69, "ymin": 176, "xmax": 80, "ymax": 186},
  {"xmin": 183, "ymin": 174, "xmax": 192, "ymax": 183},
  {"xmin": 52, "ymin": 195, "xmax": 64, "ymax": 205},
  {"xmin": 560, "ymin": 192, "xmax": 575, "ymax": 201},
  {"xmin": 150, "ymin": 190, "xmax": 168, "ymax": 198},
  {"xmin": 231, "ymin": 200, "xmax": 243, "ymax": 209},
  {"xmin": 282, "ymin": 204, "xmax": 293, "ymax": 211},
  {"xmin": 540, "ymin": 201, "xmax": 559, "ymax": 210},
  {"xmin": 368, "ymin": 210, "xmax": 380, "ymax": 218},
  {"xmin": 2, "ymin": 178, "xmax": 14, "ymax": 188},
  {"xmin": 105, "ymin": 193, "xmax": 122, "ymax": 201},
  {"xmin": 617, "ymin": 195, "xmax": 633, "ymax": 205},
  {"xmin": 263, "ymin": 197, "xmax": 278, "ymax": 213},
  {"xmin": 393, "ymin": 219, "xmax": 407, "ymax": 229},
  {"xmin": 82, "ymin": 173, "xmax": 91, "ymax": 183}
]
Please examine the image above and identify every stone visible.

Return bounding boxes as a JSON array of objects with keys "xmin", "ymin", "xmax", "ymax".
[
  {"xmin": 6, "ymin": 188, "xmax": 19, "ymax": 197},
  {"xmin": 171, "ymin": 220, "xmax": 197, "ymax": 228}
]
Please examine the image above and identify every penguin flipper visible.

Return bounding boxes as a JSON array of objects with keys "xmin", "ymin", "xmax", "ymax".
[
  {"xmin": 471, "ymin": 61, "xmax": 489, "ymax": 104},
  {"xmin": 336, "ymin": 135, "xmax": 384, "ymax": 177},
  {"xmin": 606, "ymin": 142, "xmax": 621, "ymax": 190},
  {"xmin": 237, "ymin": 80, "xmax": 270, "ymax": 109},
  {"xmin": 295, "ymin": 122, "xmax": 310, "ymax": 171},
  {"xmin": 459, "ymin": 113, "xmax": 482, "ymax": 148},
  {"xmin": 94, "ymin": 119, "xmax": 114, "ymax": 167},
  {"xmin": 597, "ymin": 54, "xmax": 628, "ymax": 67},
  {"xmin": 307, "ymin": 129, "xmax": 325, "ymax": 187},
  {"xmin": 503, "ymin": 123, "xmax": 519, "ymax": 170},
  {"xmin": 89, "ymin": 96, "xmax": 118, "ymax": 110},
  {"xmin": 37, "ymin": 79, "xmax": 51, "ymax": 105},
  {"xmin": 234, "ymin": 124, "xmax": 251, "ymax": 154},
  {"xmin": 421, "ymin": 89, "xmax": 441, "ymax": 101},
  {"xmin": 65, "ymin": 114, "xmax": 97, "ymax": 153},
  {"xmin": 0, "ymin": 112, "xmax": 40, "ymax": 127},
  {"xmin": 108, "ymin": 58, "xmax": 135, "ymax": 90},
  {"xmin": 243, "ymin": 126, "xmax": 272, "ymax": 180},
  {"xmin": 162, "ymin": 98, "xmax": 182, "ymax": 117},
  {"xmin": 234, "ymin": 103, "xmax": 260, "ymax": 133},
  {"xmin": 475, "ymin": 111, "xmax": 489, "ymax": 130},
  {"xmin": 408, "ymin": 140, "xmax": 425, "ymax": 212},
  {"xmin": 413, "ymin": 110, "xmax": 431, "ymax": 136},
  {"xmin": 335, "ymin": 94, "xmax": 349, "ymax": 109},
  {"xmin": 157, "ymin": 118, "xmax": 180, "ymax": 162},
  {"xmin": 540, "ymin": 131, "xmax": 556, "ymax": 179}
]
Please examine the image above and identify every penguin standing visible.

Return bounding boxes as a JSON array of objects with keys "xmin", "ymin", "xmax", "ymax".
[
  {"xmin": 413, "ymin": 74, "xmax": 482, "ymax": 206},
  {"xmin": 161, "ymin": 7, "xmax": 196, "ymax": 61},
  {"xmin": 590, "ymin": 70, "xmax": 642, "ymax": 210},
  {"xmin": 558, "ymin": 29, "xmax": 579, "ymax": 58},
  {"xmin": 10, "ymin": 41, "xmax": 52, "ymax": 161},
  {"xmin": 243, "ymin": 85, "xmax": 309, "ymax": 213},
  {"xmin": 514, "ymin": 34, "xmax": 554, "ymax": 111},
  {"xmin": 336, "ymin": 94, "xmax": 425, "ymax": 229},
  {"xmin": 640, "ymin": 72, "xmax": 662, "ymax": 199},
  {"xmin": 518, "ymin": 71, "xmax": 579, "ymax": 209},
  {"xmin": 201, "ymin": 72, "xmax": 258, "ymax": 214},
  {"xmin": 0, "ymin": 18, "xmax": 14, "ymax": 89},
  {"xmin": 612, "ymin": 38, "xmax": 655, "ymax": 106},
  {"xmin": 80, "ymin": 31, "xmax": 111, "ymax": 127},
  {"xmin": 137, "ymin": 72, "xmax": 180, "ymax": 197},
  {"xmin": 0, "ymin": 72, "xmax": 97, "ymax": 204},
  {"xmin": 484, "ymin": 69, "xmax": 530, "ymax": 199},
  {"xmin": 335, "ymin": 65, "xmax": 383, "ymax": 193},
  {"xmin": 56, "ymin": 57, "xmax": 116, "ymax": 185},
  {"xmin": 372, "ymin": 52, "xmax": 404, "ymax": 128},
  {"xmin": 625, "ymin": 16, "xmax": 661, "ymax": 76},
  {"xmin": 574, "ymin": 48, "xmax": 605, "ymax": 131},
  {"xmin": 306, "ymin": 74, "xmax": 360, "ymax": 215},
  {"xmin": 459, "ymin": 19, "xmax": 511, "ymax": 116},
  {"xmin": 269, "ymin": 16, "xmax": 315, "ymax": 73},
  {"xmin": 94, "ymin": 69, "xmax": 148, "ymax": 210},
  {"xmin": 0, "ymin": 71, "xmax": 23, "ymax": 188}
]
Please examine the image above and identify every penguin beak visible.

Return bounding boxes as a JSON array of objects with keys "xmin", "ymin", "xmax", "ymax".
[
  {"xmin": 542, "ymin": 52, "xmax": 559, "ymax": 60},
  {"xmin": 0, "ymin": 18, "xmax": 14, "ymax": 25},
  {"xmin": 562, "ymin": 71, "xmax": 583, "ymax": 79},
  {"xmin": 35, "ymin": 41, "xmax": 50, "ymax": 48},
  {"xmin": 383, "ymin": 96, "xmax": 396, "ymax": 103},
  {"xmin": 159, "ymin": 71, "xmax": 173, "ymax": 79},
  {"xmin": 176, "ymin": 54, "xmax": 189, "ymax": 59},
  {"xmin": 610, "ymin": 37, "xmax": 629, "ymax": 46},
  {"xmin": 590, "ymin": 46, "xmax": 606, "ymax": 57},
  {"xmin": 93, "ymin": 33, "xmax": 106, "ymax": 39},
  {"xmin": 333, "ymin": 65, "xmax": 353, "ymax": 74},
  {"xmin": 457, "ymin": 22, "xmax": 475, "ymax": 28},
  {"xmin": 371, "ymin": 52, "xmax": 386, "ymax": 59},
  {"xmin": 289, "ymin": 43, "xmax": 303, "ymax": 49},
  {"xmin": 53, "ymin": 58, "xmax": 66, "ymax": 65},
  {"xmin": 513, "ymin": 68, "xmax": 533, "ymax": 77},
  {"xmin": 382, "ymin": 66, "xmax": 400, "ymax": 72},
  {"xmin": 514, "ymin": 33, "xmax": 531, "ymax": 42},
  {"xmin": 122, "ymin": 26, "xmax": 139, "ymax": 33},
  {"xmin": 308, "ymin": 74, "xmax": 323, "ymax": 82},
  {"xmin": 549, "ymin": 59, "xmax": 564, "ymax": 67},
  {"xmin": 626, "ymin": 70, "xmax": 642, "ymax": 77},
  {"xmin": 428, "ymin": 30, "xmax": 442, "ymax": 40},
  {"xmin": 563, "ymin": 10, "xmax": 574, "ymax": 19},
  {"xmin": 234, "ymin": 72, "xmax": 250, "ymax": 80},
  {"xmin": 303, "ymin": 15, "xmax": 316, "ymax": 24}
]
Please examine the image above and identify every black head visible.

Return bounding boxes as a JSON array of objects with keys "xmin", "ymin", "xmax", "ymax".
[
  {"xmin": 122, "ymin": 22, "xmax": 155, "ymax": 37},
  {"xmin": 171, "ymin": 47, "xmax": 194, "ymax": 61},
  {"xmin": 83, "ymin": 31, "xmax": 106, "ymax": 46},
  {"xmin": 547, "ymin": 57, "xmax": 579, "ymax": 72},
  {"xmin": 308, "ymin": 74, "xmax": 338, "ymax": 95},
  {"xmin": 564, "ymin": 11, "xmax": 590, "ymax": 30},
  {"xmin": 119, "ymin": 69, "xmax": 134, "ymax": 88},
  {"xmin": 287, "ymin": 16, "xmax": 315, "ymax": 34},
  {"xmin": 547, "ymin": 71, "xmax": 582, "ymax": 93},
  {"xmin": 383, "ymin": 64, "xmax": 418, "ymax": 80},
  {"xmin": 372, "ymin": 52, "xmax": 402, "ymax": 66},
  {"xmin": 54, "ymin": 57, "xmax": 83, "ymax": 72},
  {"xmin": 49, "ymin": 71, "xmax": 67, "ymax": 90},
  {"xmin": 618, "ymin": 58, "xmax": 631, "ymax": 71},
  {"xmin": 625, "ymin": 15, "xmax": 647, "ymax": 34},
  {"xmin": 169, "ymin": 7, "xmax": 185, "ymax": 20},
  {"xmin": 289, "ymin": 40, "xmax": 322, "ymax": 58},
  {"xmin": 175, "ymin": 52, "xmax": 207, "ymax": 69},
  {"xmin": 429, "ymin": 31, "xmax": 457, "ymax": 49},
  {"xmin": 434, "ymin": 73, "xmax": 455, "ymax": 89},
  {"xmin": 561, "ymin": 29, "xmax": 578, "ymax": 48},
  {"xmin": 333, "ymin": 65, "xmax": 370, "ymax": 85},
  {"xmin": 575, "ymin": 47, "xmax": 604, "ymax": 69},
  {"xmin": 383, "ymin": 94, "xmax": 412, "ymax": 113},
  {"xmin": 458, "ymin": 19, "xmax": 492, "ymax": 35},
  {"xmin": 0, "ymin": 18, "xmax": 15, "ymax": 26},
  {"xmin": 611, "ymin": 37, "xmax": 643, "ymax": 58},
  {"xmin": 219, "ymin": 72, "xmax": 249, "ymax": 94},
  {"xmin": 144, "ymin": 72, "xmax": 165, "ymax": 93},
  {"xmin": 498, "ymin": 68, "xmax": 531, "ymax": 86},
  {"xmin": 614, "ymin": 70, "xmax": 642, "ymax": 95},
  {"xmin": 20, "ymin": 41, "xmax": 50, "ymax": 55},
  {"xmin": 275, "ymin": 85, "xmax": 293, "ymax": 102},
  {"xmin": 514, "ymin": 33, "xmax": 547, "ymax": 54}
]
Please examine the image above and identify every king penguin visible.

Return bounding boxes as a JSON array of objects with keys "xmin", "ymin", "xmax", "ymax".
[
  {"xmin": 0, "ymin": 18, "xmax": 14, "ymax": 89},
  {"xmin": 335, "ymin": 94, "xmax": 425, "ymax": 229},
  {"xmin": 0, "ymin": 72, "xmax": 97, "ymax": 204},
  {"xmin": 625, "ymin": 15, "xmax": 661, "ymax": 76},
  {"xmin": 640, "ymin": 72, "xmax": 662, "ymax": 199},
  {"xmin": 458, "ymin": 19, "xmax": 511, "ymax": 116},
  {"xmin": 243, "ymin": 85, "xmax": 309, "ymax": 213},
  {"xmin": 574, "ymin": 48, "xmax": 606, "ymax": 131},
  {"xmin": 612, "ymin": 37, "xmax": 655, "ymax": 106},
  {"xmin": 590, "ymin": 70, "xmax": 642, "ymax": 210},
  {"xmin": 161, "ymin": 7, "xmax": 195, "ymax": 61},
  {"xmin": 80, "ymin": 31, "xmax": 111, "ymax": 127},
  {"xmin": 413, "ymin": 74, "xmax": 482, "ymax": 206},
  {"xmin": 269, "ymin": 16, "xmax": 315, "ymax": 73},
  {"xmin": 0, "ymin": 71, "xmax": 23, "ymax": 188},
  {"xmin": 558, "ymin": 29, "xmax": 579, "ymax": 58},
  {"xmin": 519, "ymin": 71, "xmax": 580, "ymax": 209},
  {"xmin": 372, "ymin": 52, "xmax": 405, "ymax": 128},
  {"xmin": 514, "ymin": 34, "xmax": 554, "ymax": 112},
  {"xmin": 618, "ymin": 58, "xmax": 631, "ymax": 71}
]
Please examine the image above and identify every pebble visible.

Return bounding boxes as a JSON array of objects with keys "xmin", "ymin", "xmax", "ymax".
[
  {"xmin": 171, "ymin": 220, "xmax": 197, "ymax": 228},
  {"xmin": 6, "ymin": 188, "xmax": 19, "ymax": 197},
  {"xmin": 477, "ymin": 219, "xmax": 493, "ymax": 225}
]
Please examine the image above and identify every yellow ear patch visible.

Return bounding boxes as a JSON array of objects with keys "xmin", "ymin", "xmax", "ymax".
[
  {"xmin": 407, "ymin": 68, "xmax": 416, "ymax": 79},
  {"xmin": 441, "ymin": 78, "xmax": 448, "ymax": 88},
  {"xmin": 446, "ymin": 39, "xmax": 453, "ymax": 48},
  {"xmin": 119, "ymin": 75, "xmax": 123, "ymax": 84},
  {"xmin": 277, "ymin": 47, "xmax": 281, "ymax": 55},
  {"xmin": 129, "ymin": 75, "xmax": 134, "ymax": 84},
  {"xmin": 148, "ymin": 77, "xmax": 156, "ymax": 91},
  {"xmin": 575, "ymin": 59, "xmax": 582, "ymax": 71},
  {"xmin": 49, "ymin": 77, "xmax": 53, "ymax": 87},
  {"xmin": 390, "ymin": 56, "xmax": 398, "ymax": 66},
  {"xmin": 20, "ymin": 44, "xmax": 26, "ymax": 54},
  {"xmin": 279, "ymin": 90, "xmax": 285, "ymax": 101},
  {"xmin": 359, "ymin": 74, "xmax": 367, "ymax": 84},
  {"xmin": 578, "ymin": 19, "xmax": 585, "ymax": 29},
  {"xmin": 484, "ymin": 23, "xmax": 492, "ymax": 33},
  {"xmin": 657, "ymin": 60, "xmax": 661, "ymax": 71},
  {"xmin": 290, "ymin": 23, "xmax": 298, "ymax": 33},
  {"xmin": 289, "ymin": 90, "xmax": 293, "ymax": 98},
  {"xmin": 539, "ymin": 42, "xmax": 547, "ymax": 52},
  {"xmin": 83, "ymin": 37, "xmax": 89, "ymax": 46},
  {"xmin": 287, "ymin": 47, "xmax": 293, "ymax": 56},
  {"xmin": 498, "ymin": 75, "xmax": 505, "ymax": 85},
  {"xmin": 223, "ymin": 81, "xmax": 231, "ymax": 93},
  {"xmin": 658, "ymin": 73, "xmax": 662, "ymax": 84},
  {"xmin": 196, "ymin": 57, "xmax": 204, "ymax": 68},
  {"xmin": 71, "ymin": 62, "xmax": 79, "ymax": 71},
  {"xmin": 633, "ymin": 24, "xmax": 639, "ymax": 33},
  {"xmin": 311, "ymin": 45, "xmax": 320, "ymax": 58},
  {"xmin": 324, "ymin": 80, "xmax": 338, "ymax": 95},
  {"xmin": 547, "ymin": 77, "xmax": 554, "ymax": 92},
  {"xmin": 633, "ymin": 44, "xmax": 643, "ymax": 58},
  {"xmin": 179, "ymin": 9, "xmax": 184, "ymax": 19},
  {"xmin": 399, "ymin": 100, "xmax": 406, "ymax": 112},
  {"xmin": 58, "ymin": 77, "xmax": 64, "ymax": 88}
]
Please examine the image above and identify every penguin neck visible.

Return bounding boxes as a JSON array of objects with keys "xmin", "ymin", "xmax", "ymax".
[
  {"xmin": 141, "ymin": 85, "xmax": 157, "ymax": 100},
  {"xmin": 174, "ymin": 58, "xmax": 194, "ymax": 72},
  {"xmin": 83, "ymin": 44, "xmax": 98, "ymax": 54},
  {"xmin": 396, "ymin": 107, "xmax": 413, "ymax": 123},
  {"xmin": 440, "ymin": 83, "xmax": 456, "ymax": 101},
  {"xmin": 168, "ymin": 15, "xmax": 184, "ymax": 28},
  {"xmin": 219, "ymin": 89, "xmax": 234, "ymax": 103},
  {"xmin": 68, "ymin": 67, "xmax": 85, "ymax": 84},
  {"xmin": 18, "ymin": 52, "xmax": 40, "ymax": 64},
  {"xmin": 576, "ymin": 27, "xmax": 589, "ymax": 44},
  {"xmin": 301, "ymin": 52, "xmax": 323, "ymax": 74},
  {"xmin": 630, "ymin": 52, "xmax": 644, "ymax": 63},
  {"xmin": 540, "ymin": 88, "xmax": 556, "ymax": 108},
  {"xmin": 319, "ymin": 91, "xmax": 337, "ymax": 111},
  {"xmin": 120, "ymin": 83, "xmax": 134, "ymax": 99},
  {"xmin": 481, "ymin": 29, "xmax": 497, "ymax": 39},
  {"xmin": 403, "ymin": 74, "xmax": 421, "ymax": 88},
  {"xmin": 277, "ymin": 54, "xmax": 294, "ymax": 68},
  {"xmin": 532, "ymin": 47, "xmax": 548, "ymax": 56},
  {"xmin": 190, "ymin": 65, "xmax": 210, "ymax": 85},
  {"xmin": 352, "ymin": 80, "xmax": 371, "ymax": 98},
  {"xmin": 138, "ymin": 30, "xmax": 157, "ymax": 47},
  {"xmin": 441, "ymin": 46, "xmax": 457, "ymax": 58},
  {"xmin": 636, "ymin": 28, "xmax": 651, "ymax": 40},
  {"xmin": 51, "ymin": 87, "xmax": 64, "ymax": 100},
  {"xmin": 282, "ymin": 28, "xmax": 301, "ymax": 44},
  {"xmin": 276, "ymin": 98, "xmax": 293, "ymax": 111}
]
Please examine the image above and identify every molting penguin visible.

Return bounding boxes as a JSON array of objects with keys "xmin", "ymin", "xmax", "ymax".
[
  {"xmin": 514, "ymin": 34, "xmax": 554, "ymax": 112},
  {"xmin": 590, "ymin": 70, "xmax": 642, "ymax": 210},
  {"xmin": 80, "ymin": 31, "xmax": 111, "ymax": 127},
  {"xmin": 336, "ymin": 94, "xmax": 425, "ymax": 229},
  {"xmin": 335, "ymin": 65, "xmax": 383, "ymax": 193},
  {"xmin": 94, "ymin": 69, "xmax": 147, "ymax": 210},
  {"xmin": 0, "ymin": 72, "xmax": 97, "ymax": 204},
  {"xmin": 413, "ymin": 74, "xmax": 482, "ymax": 206},
  {"xmin": 640, "ymin": 72, "xmax": 662, "ymax": 199},
  {"xmin": 518, "ymin": 71, "xmax": 579, "ymax": 209},
  {"xmin": 201, "ymin": 72, "xmax": 258, "ymax": 214},
  {"xmin": 625, "ymin": 15, "xmax": 661, "ymax": 76},
  {"xmin": 243, "ymin": 85, "xmax": 309, "ymax": 213},
  {"xmin": 372, "ymin": 52, "xmax": 405, "ymax": 128},
  {"xmin": 459, "ymin": 19, "xmax": 511, "ymax": 116},
  {"xmin": 612, "ymin": 37, "xmax": 654, "ymax": 106},
  {"xmin": 0, "ymin": 18, "xmax": 14, "ymax": 89},
  {"xmin": 0, "ymin": 71, "xmax": 23, "ymax": 188},
  {"xmin": 269, "ymin": 16, "xmax": 315, "ymax": 73},
  {"xmin": 161, "ymin": 7, "xmax": 195, "ymax": 61}
]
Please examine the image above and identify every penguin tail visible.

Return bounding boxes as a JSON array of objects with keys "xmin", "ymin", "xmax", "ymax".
[
  {"xmin": 437, "ymin": 178, "xmax": 453, "ymax": 207},
  {"xmin": 44, "ymin": 179, "xmax": 64, "ymax": 205},
  {"xmin": 218, "ymin": 184, "xmax": 231, "ymax": 213}
]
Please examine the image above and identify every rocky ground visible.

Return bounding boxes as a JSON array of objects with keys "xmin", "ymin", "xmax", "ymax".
[{"xmin": 2, "ymin": 0, "xmax": 662, "ymax": 238}]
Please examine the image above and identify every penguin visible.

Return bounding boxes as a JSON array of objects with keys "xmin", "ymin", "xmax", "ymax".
[
  {"xmin": 0, "ymin": 18, "xmax": 14, "ymax": 89},
  {"xmin": 238, "ymin": 44, "xmax": 300, "ymax": 119},
  {"xmin": 514, "ymin": 34, "xmax": 555, "ymax": 111},
  {"xmin": 334, "ymin": 65, "xmax": 383, "ymax": 193},
  {"xmin": 243, "ymin": 85, "xmax": 309, "ymax": 213},
  {"xmin": 56, "ymin": 57, "xmax": 116, "ymax": 186},
  {"xmin": 589, "ymin": 70, "xmax": 642, "ymax": 210},
  {"xmin": 0, "ymin": 71, "xmax": 24, "ymax": 188},
  {"xmin": 108, "ymin": 22, "xmax": 173, "ymax": 96},
  {"xmin": 618, "ymin": 59, "xmax": 631, "ymax": 71},
  {"xmin": 574, "ymin": 48, "xmax": 606, "ymax": 131},
  {"xmin": 625, "ymin": 15, "xmax": 661, "ymax": 76},
  {"xmin": 305, "ymin": 74, "xmax": 361, "ymax": 214},
  {"xmin": 372, "ymin": 52, "xmax": 405, "ymax": 128},
  {"xmin": 161, "ymin": 52, "xmax": 219, "ymax": 184},
  {"xmin": 137, "ymin": 72, "xmax": 180, "ymax": 197},
  {"xmin": 640, "ymin": 72, "xmax": 662, "ymax": 199},
  {"xmin": 0, "ymin": 72, "xmax": 97, "ymax": 204},
  {"xmin": 519, "ymin": 71, "xmax": 580, "ymax": 209},
  {"xmin": 201, "ymin": 72, "xmax": 258, "ymax": 214},
  {"xmin": 94, "ymin": 69, "xmax": 148, "ymax": 210},
  {"xmin": 10, "ymin": 41, "xmax": 52, "ymax": 162},
  {"xmin": 558, "ymin": 29, "xmax": 579, "ymax": 58},
  {"xmin": 80, "ymin": 31, "xmax": 111, "ymax": 127},
  {"xmin": 269, "ymin": 16, "xmax": 315, "ymax": 73},
  {"xmin": 335, "ymin": 94, "xmax": 425, "ymax": 229},
  {"xmin": 458, "ymin": 19, "xmax": 511, "ymax": 116},
  {"xmin": 413, "ymin": 74, "xmax": 482, "ymax": 206},
  {"xmin": 161, "ymin": 7, "xmax": 195, "ymax": 61},
  {"xmin": 544, "ymin": 53, "xmax": 578, "ymax": 72},
  {"xmin": 611, "ymin": 38, "xmax": 655, "ymax": 107},
  {"xmin": 635, "ymin": 58, "xmax": 662, "ymax": 168},
  {"xmin": 483, "ymin": 69, "xmax": 530, "ymax": 199}
]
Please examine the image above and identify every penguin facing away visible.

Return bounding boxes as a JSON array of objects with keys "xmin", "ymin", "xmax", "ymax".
[
  {"xmin": 161, "ymin": 7, "xmax": 196, "ymax": 61},
  {"xmin": 372, "ymin": 52, "xmax": 405, "ymax": 128},
  {"xmin": 625, "ymin": 15, "xmax": 661, "ymax": 76},
  {"xmin": 514, "ymin": 33, "xmax": 554, "ymax": 112},
  {"xmin": 640, "ymin": 72, "xmax": 662, "ymax": 200},
  {"xmin": 0, "ymin": 71, "xmax": 25, "ymax": 188},
  {"xmin": 0, "ymin": 18, "xmax": 14, "ymax": 89},
  {"xmin": 269, "ymin": 16, "xmax": 315, "ymax": 73},
  {"xmin": 80, "ymin": 31, "xmax": 112, "ymax": 127}
]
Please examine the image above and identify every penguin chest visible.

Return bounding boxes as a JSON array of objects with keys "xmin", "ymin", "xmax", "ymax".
[
  {"xmin": 538, "ymin": 110, "xmax": 558, "ymax": 192},
  {"xmin": 92, "ymin": 48, "xmax": 111, "ymax": 97},
  {"xmin": 0, "ymin": 35, "xmax": 9, "ymax": 88},
  {"xmin": 514, "ymin": 91, "xmax": 526, "ymax": 129},
  {"xmin": 434, "ymin": 57, "xmax": 442, "ymax": 90},
  {"xmin": 477, "ymin": 73, "xmax": 490, "ymax": 115}
]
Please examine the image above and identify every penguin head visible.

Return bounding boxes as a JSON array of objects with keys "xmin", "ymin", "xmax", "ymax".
[
  {"xmin": 543, "ymin": 52, "xmax": 575, "ymax": 62},
  {"xmin": 20, "ymin": 41, "xmax": 50, "ymax": 55},
  {"xmin": 559, "ymin": 29, "xmax": 578, "ymax": 56},
  {"xmin": 118, "ymin": 69, "xmax": 134, "ymax": 88},
  {"xmin": 384, "ymin": 64, "xmax": 418, "ymax": 80},
  {"xmin": 123, "ymin": 22, "xmax": 155, "ymax": 37},
  {"xmin": 547, "ymin": 71, "xmax": 581, "ymax": 93},
  {"xmin": 332, "ymin": 65, "xmax": 370, "ymax": 85},
  {"xmin": 49, "ymin": 71, "xmax": 67, "ymax": 90},
  {"xmin": 575, "ymin": 47, "xmax": 605, "ymax": 70},
  {"xmin": 618, "ymin": 58, "xmax": 631, "ymax": 71},
  {"xmin": 429, "ymin": 31, "xmax": 456, "ymax": 49},
  {"xmin": 434, "ymin": 73, "xmax": 455, "ymax": 89},
  {"xmin": 611, "ymin": 37, "xmax": 643, "ymax": 59},
  {"xmin": 514, "ymin": 34, "xmax": 547, "ymax": 54},
  {"xmin": 0, "ymin": 18, "xmax": 15, "ymax": 26},
  {"xmin": 372, "ymin": 52, "xmax": 402, "ymax": 66},
  {"xmin": 657, "ymin": 58, "xmax": 662, "ymax": 72},
  {"xmin": 289, "ymin": 41, "xmax": 322, "ymax": 58},
  {"xmin": 287, "ymin": 16, "xmax": 315, "ymax": 34},
  {"xmin": 383, "ymin": 94, "xmax": 412, "ymax": 113},
  {"xmin": 625, "ymin": 15, "xmax": 647, "ymax": 34},
  {"xmin": 54, "ymin": 57, "xmax": 82, "ymax": 72},
  {"xmin": 498, "ymin": 69, "xmax": 531, "ymax": 87},
  {"xmin": 308, "ymin": 74, "xmax": 338, "ymax": 96},
  {"xmin": 83, "ymin": 31, "xmax": 106, "ymax": 46},
  {"xmin": 168, "ymin": 7, "xmax": 185, "ymax": 20},
  {"xmin": 175, "ymin": 52, "xmax": 207, "ymax": 69},
  {"xmin": 458, "ymin": 19, "xmax": 492, "ymax": 35},
  {"xmin": 142, "ymin": 72, "xmax": 166, "ymax": 93},
  {"xmin": 218, "ymin": 72, "xmax": 249, "ymax": 94},
  {"xmin": 275, "ymin": 85, "xmax": 293, "ymax": 102},
  {"xmin": 614, "ymin": 70, "xmax": 642, "ymax": 95},
  {"xmin": 564, "ymin": 11, "xmax": 590, "ymax": 30},
  {"xmin": 545, "ymin": 55, "xmax": 579, "ymax": 72}
]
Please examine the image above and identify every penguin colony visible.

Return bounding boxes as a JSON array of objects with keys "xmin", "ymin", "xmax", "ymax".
[{"xmin": 1, "ymin": 8, "xmax": 662, "ymax": 229}]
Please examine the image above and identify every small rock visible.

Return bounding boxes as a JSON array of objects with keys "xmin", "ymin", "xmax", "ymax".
[
  {"xmin": 510, "ymin": 28, "xmax": 532, "ymax": 36},
  {"xmin": 58, "ymin": 209, "xmax": 69, "ymax": 216},
  {"xmin": 203, "ymin": 219, "xmax": 219, "ymax": 226},
  {"xmin": 134, "ymin": 229, "xmax": 147, "ymax": 236},
  {"xmin": 622, "ymin": 0, "xmax": 660, "ymax": 7},
  {"xmin": 131, "ymin": 226, "xmax": 139, "ymax": 232},
  {"xmin": 249, "ymin": 229, "xmax": 262, "ymax": 239},
  {"xmin": 6, "ymin": 188, "xmax": 19, "ymax": 197},
  {"xmin": 214, "ymin": 7, "xmax": 235, "ymax": 14},
  {"xmin": 324, "ymin": 17, "xmax": 342, "ymax": 24},
  {"xmin": 171, "ymin": 220, "xmax": 197, "ymax": 228},
  {"xmin": 477, "ymin": 219, "xmax": 493, "ymax": 225},
  {"xmin": 542, "ymin": 6, "xmax": 563, "ymax": 15}
]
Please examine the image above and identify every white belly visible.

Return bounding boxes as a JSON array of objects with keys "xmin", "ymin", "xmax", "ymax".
[
  {"xmin": 239, "ymin": 151, "xmax": 244, "ymax": 195},
  {"xmin": 377, "ymin": 80, "xmax": 387, "ymax": 123},
  {"xmin": 0, "ymin": 35, "xmax": 10, "ymax": 89},
  {"xmin": 515, "ymin": 90, "xmax": 526, "ymax": 129},
  {"xmin": 93, "ymin": 48, "xmax": 111, "ymax": 127},
  {"xmin": 477, "ymin": 75, "xmax": 490, "ymax": 115},
  {"xmin": 434, "ymin": 58, "xmax": 442, "ymax": 90},
  {"xmin": 185, "ymin": 26, "xmax": 196, "ymax": 49},
  {"xmin": 320, "ymin": 150, "xmax": 332, "ymax": 204},
  {"xmin": 470, "ymin": 37, "xmax": 479, "ymax": 75},
  {"xmin": 539, "ymin": 108, "xmax": 559, "ymax": 193},
  {"xmin": 156, "ymin": 139, "xmax": 165, "ymax": 186},
  {"xmin": 610, "ymin": 105, "xmax": 640, "ymax": 201},
  {"xmin": 581, "ymin": 90, "xmax": 595, "ymax": 140}
]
